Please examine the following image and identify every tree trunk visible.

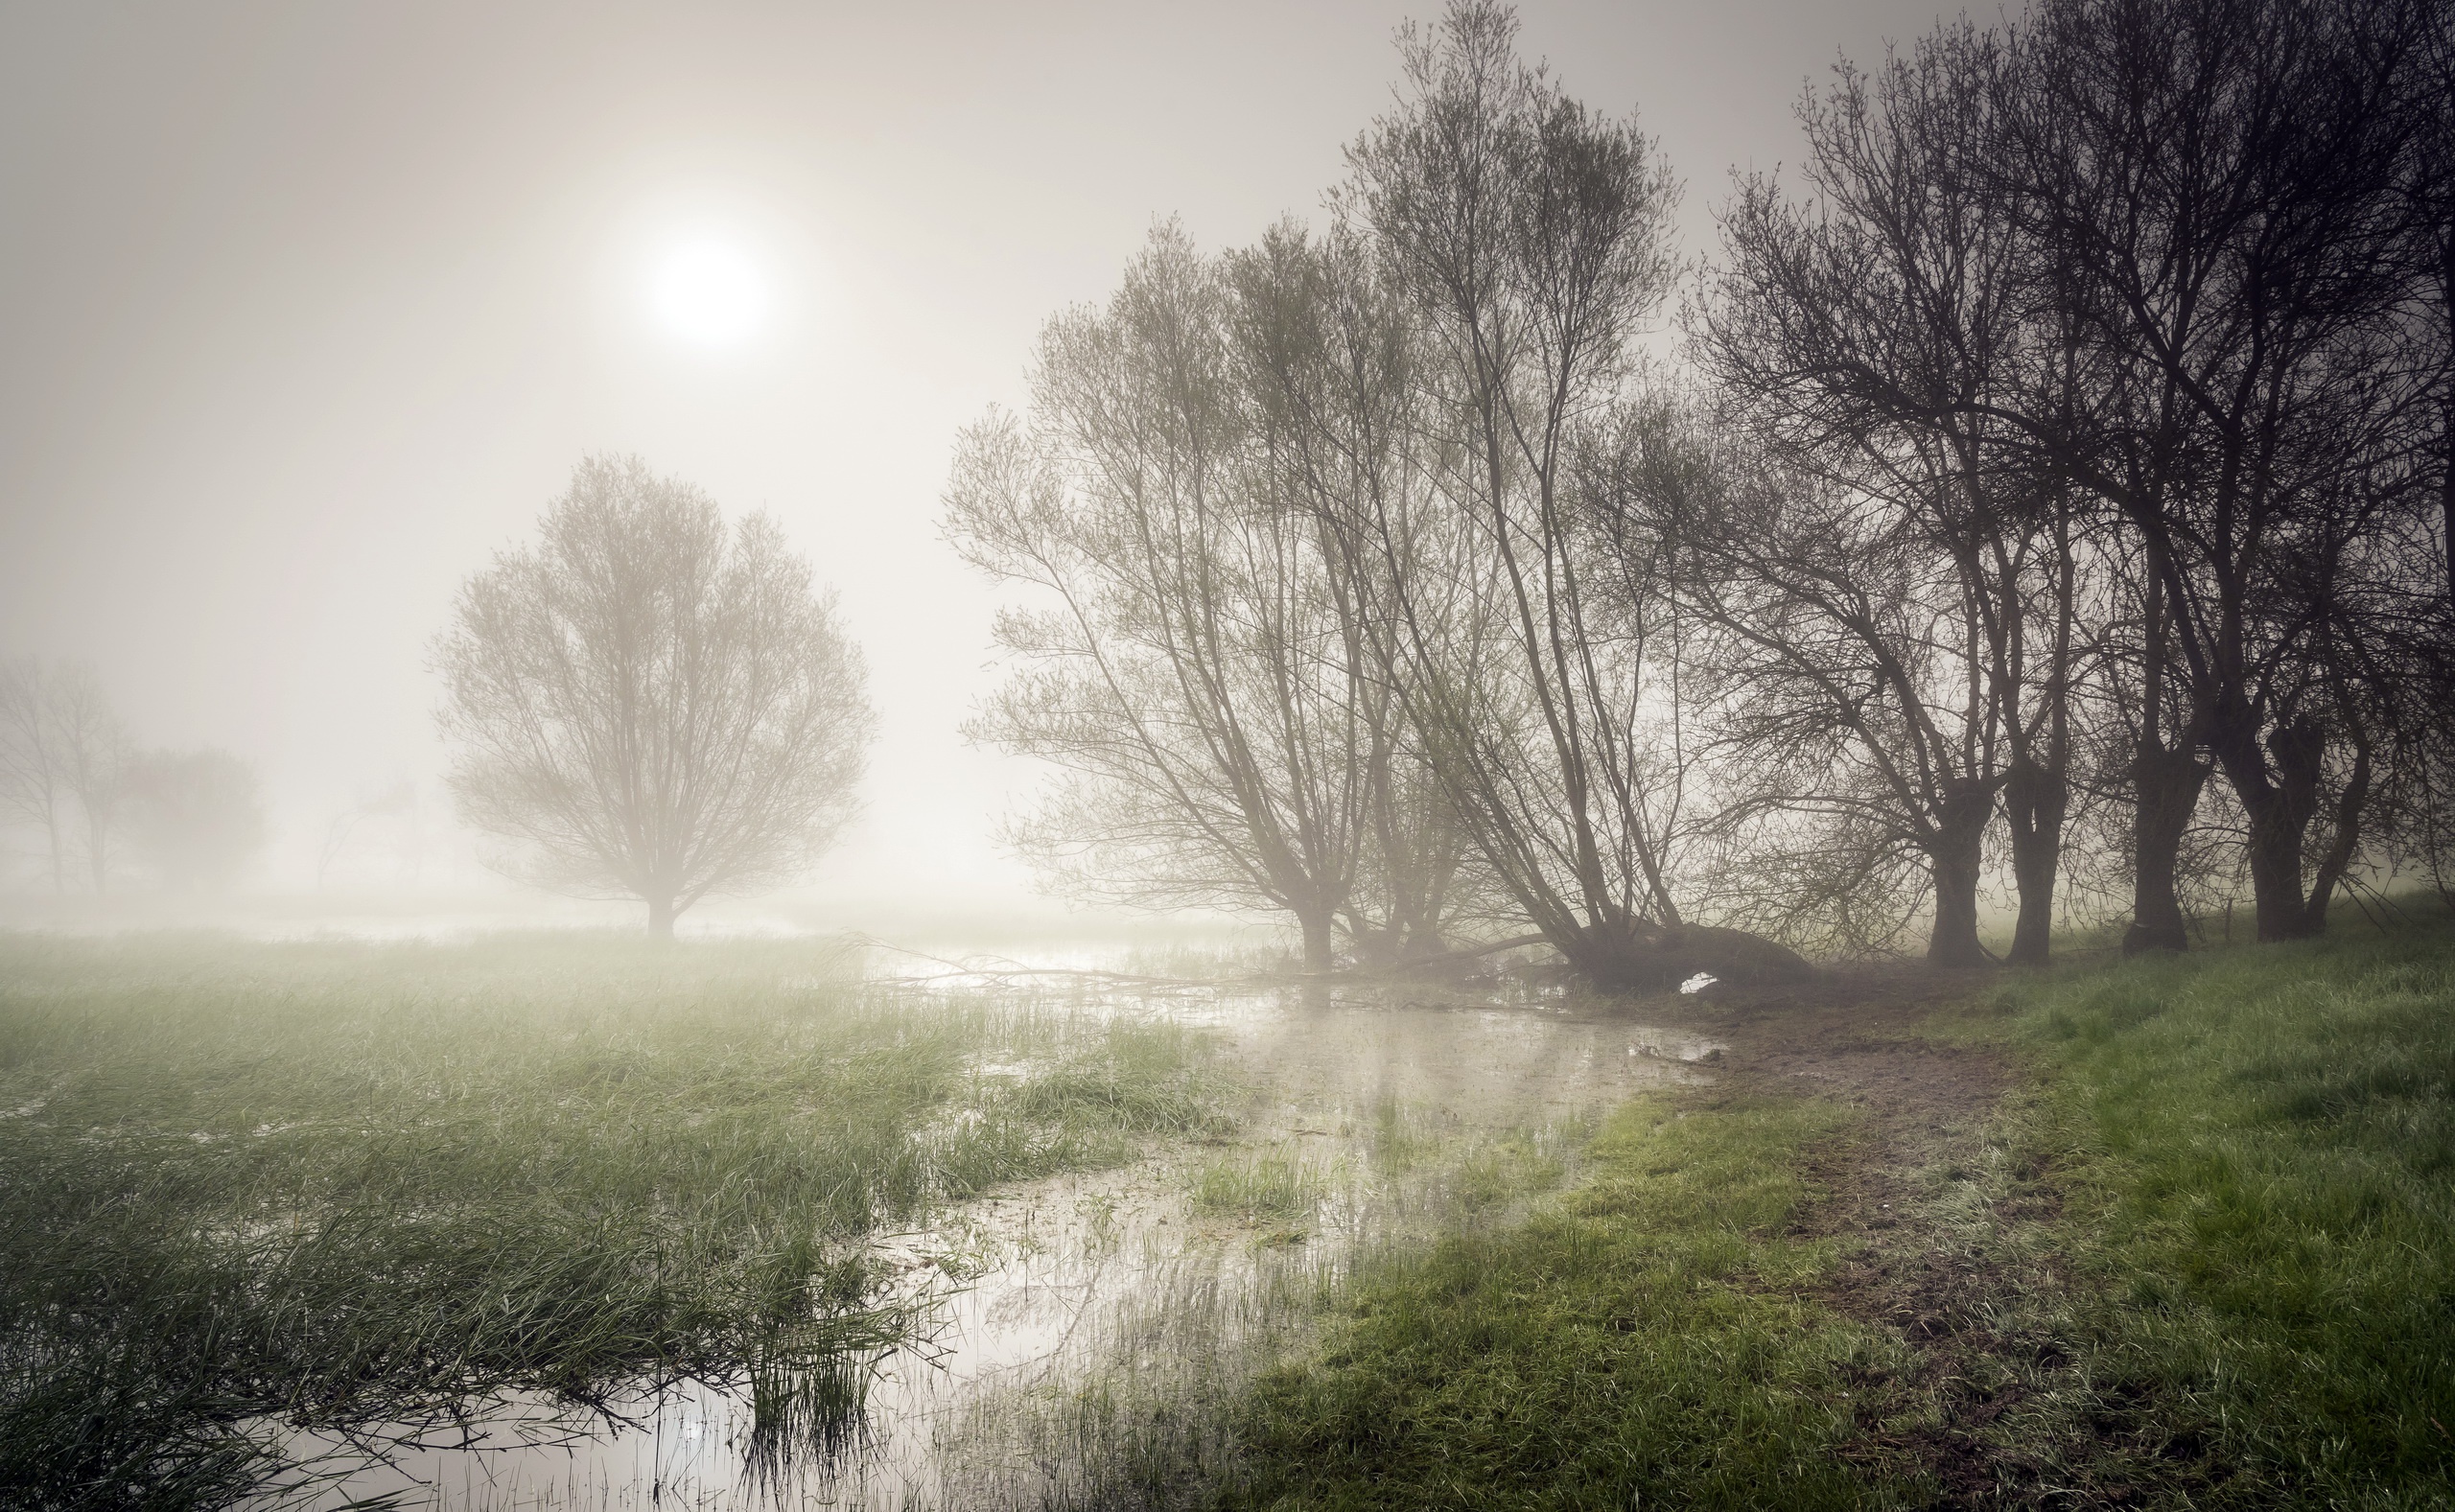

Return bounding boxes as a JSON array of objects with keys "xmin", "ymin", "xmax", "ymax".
[
  {"xmin": 1563, "ymin": 918, "xmax": 1812, "ymax": 993},
  {"xmin": 2123, "ymin": 741, "xmax": 2207, "ymax": 955},
  {"xmin": 2003, "ymin": 756, "xmax": 2066, "ymax": 967},
  {"xmin": 1926, "ymin": 784, "xmax": 1991, "ymax": 968},
  {"xmin": 2124, "ymin": 538, "xmax": 2201, "ymax": 955},
  {"xmin": 646, "ymin": 896, "xmax": 677, "ymax": 940},
  {"xmin": 1563, "ymin": 921, "xmax": 1644, "ymax": 992},
  {"xmin": 85, "ymin": 810, "xmax": 108, "ymax": 893},
  {"xmin": 2301, "ymin": 723, "xmax": 2372, "ymax": 937},
  {"xmin": 2213, "ymin": 712, "xmax": 2325, "ymax": 943},
  {"xmin": 1297, "ymin": 908, "xmax": 1336, "ymax": 972}
]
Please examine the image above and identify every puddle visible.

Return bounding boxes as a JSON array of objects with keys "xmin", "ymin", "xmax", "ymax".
[{"xmin": 269, "ymin": 975, "xmax": 1720, "ymax": 1509}]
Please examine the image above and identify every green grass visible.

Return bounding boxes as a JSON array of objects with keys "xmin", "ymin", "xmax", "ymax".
[
  {"xmin": 0, "ymin": 930, "xmax": 1227, "ymax": 1509},
  {"xmin": 1999, "ymin": 914, "xmax": 2455, "ymax": 1506},
  {"xmin": 1200, "ymin": 1094, "xmax": 1910, "ymax": 1511},
  {"xmin": 21, "ymin": 914, "xmax": 2454, "ymax": 1509},
  {"xmin": 1191, "ymin": 1151, "xmax": 1326, "ymax": 1224},
  {"xmin": 1089, "ymin": 907, "xmax": 2455, "ymax": 1511}
]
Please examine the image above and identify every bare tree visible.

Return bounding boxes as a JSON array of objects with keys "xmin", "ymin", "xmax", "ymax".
[
  {"xmin": 1226, "ymin": 221, "xmax": 1486, "ymax": 962},
  {"xmin": 2382, "ymin": 2, "xmax": 2455, "ymax": 896},
  {"xmin": 946, "ymin": 228, "xmax": 1397, "ymax": 969},
  {"xmin": 2405, "ymin": 0, "xmax": 2455, "ymax": 611},
  {"xmin": 48, "ymin": 663, "xmax": 130, "ymax": 892},
  {"xmin": 316, "ymin": 779, "xmax": 415, "ymax": 889},
  {"xmin": 125, "ymin": 747, "xmax": 265, "ymax": 891},
  {"xmin": 1331, "ymin": 2, "xmax": 1797, "ymax": 989},
  {"xmin": 0, "ymin": 660, "xmax": 68, "ymax": 891},
  {"xmin": 1697, "ymin": 0, "xmax": 2440, "ymax": 953},
  {"xmin": 1981, "ymin": 0, "xmax": 2434, "ymax": 942},
  {"xmin": 1596, "ymin": 415, "xmax": 2019, "ymax": 967},
  {"xmin": 1697, "ymin": 25, "xmax": 2098, "ymax": 965},
  {"xmin": 436, "ymin": 455, "xmax": 873, "ymax": 938}
]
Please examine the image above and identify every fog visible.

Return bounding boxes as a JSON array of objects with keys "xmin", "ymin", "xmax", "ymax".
[
  {"xmin": 10, "ymin": 7, "xmax": 2449, "ymax": 1501},
  {"xmin": 1, "ymin": 0, "xmax": 1974, "ymax": 930}
]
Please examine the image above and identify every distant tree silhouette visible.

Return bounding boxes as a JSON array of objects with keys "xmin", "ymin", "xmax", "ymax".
[
  {"xmin": 436, "ymin": 455, "xmax": 872, "ymax": 938},
  {"xmin": 0, "ymin": 659, "xmax": 130, "ymax": 892},
  {"xmin": 0, "ymin": 660, "xmax": 68, "ymax": 892},
  {"xmin": 48, "ymin": 663, "xmax": 130, "ymax": 892}
]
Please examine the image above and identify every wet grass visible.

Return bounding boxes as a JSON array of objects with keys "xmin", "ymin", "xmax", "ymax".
[
  {"xmin": 940, "ymin": 1102, "xmax": 1608, "ymax": 1511},
  {"xmin": 28, "ymin": 913, "xmax": 2450, "ymax": 1509},
  {"xmin": 0, "ymin": 930, "xmax": 1228, "ymax": 1509},
  {"xmin": 1187, "ymin": 1094, "xmax": 1909, "ymax": 1511},
  {"xmin": 1190, "ymin": 1151, "xmax": 1326, "ymax": 1224},
  {"xmin": 1057, "ymin": 908, "xmax": 2455, "ymax": 1510},
  {"xmin": 1990, "ymin": 910, "xmax": 2455, "ymax": 1506}
]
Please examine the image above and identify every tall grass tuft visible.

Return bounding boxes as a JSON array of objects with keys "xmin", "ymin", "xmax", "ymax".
[{"xmin": 1190, "ymin": 1151, "xmax": 1323, "ymax": 1224}]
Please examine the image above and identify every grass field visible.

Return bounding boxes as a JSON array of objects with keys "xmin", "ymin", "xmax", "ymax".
[
  {"xmin": 1207, "ymin": 1093, "xmax": 1903, "ymax": 1511},
  {"xmin": 1084, "ymin": 905, "xmax": 2455, "ymax": 1511},
  {"xmin": 8, "ymin": 910, "xmax": 2451, "ymax": 1510},
  {"xmin": 0, "ymin": 931, "xmax": 1228, "ymax": 1508},
  {"xmin": 2005, "ymin": 914, "xmax": 2455, "ymax": 1505}
]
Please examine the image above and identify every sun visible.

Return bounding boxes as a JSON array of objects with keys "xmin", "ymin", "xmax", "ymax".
[{"xmin": 646, "ymin": 239, "xmax": 768, "ymax": 347}]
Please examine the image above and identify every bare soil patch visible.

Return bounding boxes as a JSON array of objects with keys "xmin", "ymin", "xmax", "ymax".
[{"xmin": 1663, "ymin": 965, "xmax": 2142, "ymax": 1509}]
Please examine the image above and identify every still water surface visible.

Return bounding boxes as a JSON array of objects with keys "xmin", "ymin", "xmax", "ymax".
[{"xmin": 273, "ymin": 965, "xmax": 1718, "ymax": 1510}]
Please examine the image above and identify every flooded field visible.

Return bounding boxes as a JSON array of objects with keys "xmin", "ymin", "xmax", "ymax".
[{"xmin": 273, "ymin": 966, "xmax": 1720, "ymax": 1510}]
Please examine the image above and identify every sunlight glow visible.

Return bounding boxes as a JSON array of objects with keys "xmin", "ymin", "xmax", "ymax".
[{"xmin": 646, "ymin": 239, "xmax": 768, "ymax": 347}]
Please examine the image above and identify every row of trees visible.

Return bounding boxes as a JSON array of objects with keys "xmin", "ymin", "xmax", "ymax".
[
  {"xmin": 948, "ymin": 0, "xmax": 2454, "ymax": 979},
  {"xmin": 1701, "ymin": 0, "xmax": 2453, "ymax": 963},
  {"xmin": 0, "ymin": 661, "xmax": 268, "ymax": 892}
]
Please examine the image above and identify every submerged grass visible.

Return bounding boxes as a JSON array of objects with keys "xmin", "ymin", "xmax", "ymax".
[
  {"xmin": 942, "ymin": 1100, "xmax": 1604, "ymax": 1511},
  {"xmin": 0, "ymin": 930, "xmax": 1227, "ymax": 1508},
  {"xmin": 1191, "ymin": 1151, "xmax": 1326, "ymax": 1225}
]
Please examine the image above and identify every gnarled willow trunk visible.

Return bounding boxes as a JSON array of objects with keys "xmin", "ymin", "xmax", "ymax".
[
  {"xmin": 2002, "ymin": 756, "xmax": 2067, "ymax": 967},
  {"xmin": 2212, "ymin": 711, "xmax": 2328, "ymax": 944},
  {"xmin": 2122, "ymin": 742, "xmax": 2207, "ymax": 955},
  {"xmin": 1296, "ymin": 909, "xmax": 1337, "ymax": 973},
  {"xmin": 1562, "ymin": 919, "xmax": 1814, "ymax": 994},
  {"xmin": 2301, "ymin": 724, "xmax": 2373, "ymax": 936},
  {"xmin": 1926, "ymin": 783, "xmax": 1993, "ymax": 968}
]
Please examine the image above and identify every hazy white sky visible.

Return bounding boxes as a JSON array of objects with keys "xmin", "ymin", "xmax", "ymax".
[{"xmin": 0, "ymin": 0, "xmax": 1983, "ymax": 920}]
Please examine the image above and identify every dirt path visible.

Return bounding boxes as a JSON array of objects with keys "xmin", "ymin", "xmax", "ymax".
[{"xmin": 1689, "ymin": 967, "xmax": 2134, "ymax": 1509}]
